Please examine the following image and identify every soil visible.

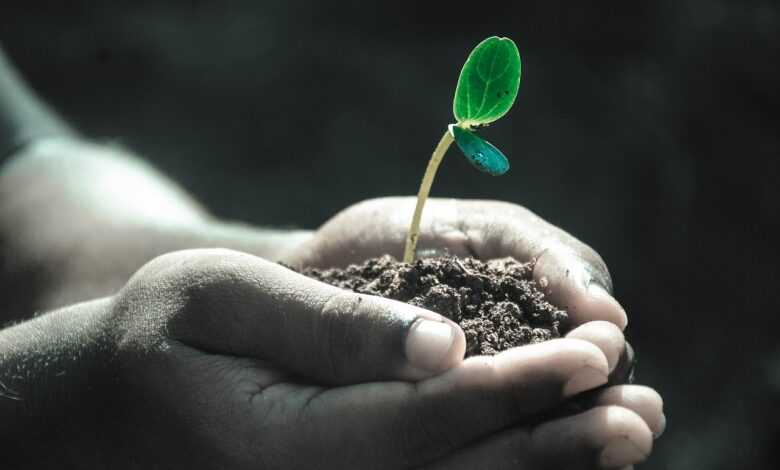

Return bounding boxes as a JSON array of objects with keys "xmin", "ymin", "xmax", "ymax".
[{"xmin": 301, "ymin": 255, "xmax": 570, "ymax": 357}]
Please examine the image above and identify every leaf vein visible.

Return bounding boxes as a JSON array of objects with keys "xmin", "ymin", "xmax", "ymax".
[{"xmin": 474, "ymin": 46, "xmax": 500, "ymax": 118}]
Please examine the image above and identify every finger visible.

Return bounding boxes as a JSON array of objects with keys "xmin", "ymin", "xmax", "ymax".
[
  {"xmin": 0, "ymin": 46, "xmax": 74, "ymax": 161},
  {"xmin": 531, "ymin": 405, "xmax": 653, "ymax": 469},
  {"xmin": 564, "ymin": 322, "xmax": 634, "ymax": 385},
  {"xmin": 565, "ymin": 321, "xmax": 625, "ymax": 374},
  {"xmin": 523, "ymin": 324, "xmax": 637, "ymax": 430},
  {"xmin": 540, "ymin": 384, "xmax": 664, "ymax": 440},
  {"xmin": 422, "ymin": 406, "xmax": 650, "ymax": 470},
  {"xmin": 594, "ymin": 385, "xmax": 666, "ymax": 439},
  {"xmin": 532, "ymin": 247, "xmax": 627, "ymax": 329},
  {"xmin": 453, "ymin": 199, "xmax": 627, "ymax": 330},
  {"xmin": 472, "ymin": 322, "xmax": 626, "ymax": 430},
  {"xmin": 609, "ymin": 341, "xmax": 636, "ymax": 385},
  {"xmin": 138, "ymin": 249, "xmax": 466, "ymax": 384},
  {"xmin": 454, "ymin": 199, "xmax": 611, "ymax": 286},
  {"xmin": 279, "ymin": 338, "xmax": 610, "ymax": 468}
]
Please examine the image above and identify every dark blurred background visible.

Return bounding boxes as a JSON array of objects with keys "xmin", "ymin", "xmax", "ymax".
[{"xmin": 2, "ymin": 1, "xmax": 778, "ymax": 468}]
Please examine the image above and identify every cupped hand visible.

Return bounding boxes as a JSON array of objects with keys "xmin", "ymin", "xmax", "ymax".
[
  {"xmin": 283, "ymin": 197, "xmax": 636, "ymax": 381},
  {"xmin": 281, "ymin": 197, "xmax": 664, "ymax": 465},
  {"xmin": 103, "ymin": 248, "xmax": 660, "ymax": 469},
  {"xmin": 284, "ymin": 197, "xmax": 628, "ymax": 330}
]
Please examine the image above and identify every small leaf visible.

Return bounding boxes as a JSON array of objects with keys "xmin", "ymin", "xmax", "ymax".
[
  {"xmin": 453, "ymin": 37, "xmax": 521, "ymax": 128},
  {"xmin": 450, "ymin": 125, "xmax": 509, "ymax": 176}
]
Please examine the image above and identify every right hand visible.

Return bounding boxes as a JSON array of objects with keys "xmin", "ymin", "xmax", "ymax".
[{"xmin": 100, "ymin": 248, "xmax": 661, "ymax": 469}]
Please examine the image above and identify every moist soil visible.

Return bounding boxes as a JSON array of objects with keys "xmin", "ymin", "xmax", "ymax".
[{"xmin": 301, "ymin": 255, "xmax": 570, "ymax": 357}]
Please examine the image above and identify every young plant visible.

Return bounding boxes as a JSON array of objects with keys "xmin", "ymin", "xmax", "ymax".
[{"xmin": 402, "ymin": 36, "xmax": 522, "ymax": 263}]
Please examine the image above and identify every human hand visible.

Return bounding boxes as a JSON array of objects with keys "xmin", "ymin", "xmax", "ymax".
[
  {"xmin": 282, "ymin": 197, "xmax": 665, "ymax": 466},
  {"xmin": 95, "ymin": 248, "xmax": 660, "ymax": 469},
  {"xmin": 284, "ymin": 197, "xmax": 628, "ymax": 330}
]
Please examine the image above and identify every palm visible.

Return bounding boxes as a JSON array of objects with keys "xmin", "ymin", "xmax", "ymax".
[{"xmin": 133, "ymin": 343, "xmax": 601, "ymax": 470}]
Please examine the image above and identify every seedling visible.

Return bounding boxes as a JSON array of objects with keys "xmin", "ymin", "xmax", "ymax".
[{"xmin": 402, "ymin": 36, "xmax": 522, "ymax": 263}]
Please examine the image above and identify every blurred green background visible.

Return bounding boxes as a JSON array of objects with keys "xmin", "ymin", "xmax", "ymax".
[{"xmin": 2, "ymin": 1, "xmax": 779, "ymax": 468}]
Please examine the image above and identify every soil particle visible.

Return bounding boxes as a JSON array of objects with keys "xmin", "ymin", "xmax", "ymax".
[{"xmin": 301, "ymin": 255, "xmax": 570, "ymax": 357}]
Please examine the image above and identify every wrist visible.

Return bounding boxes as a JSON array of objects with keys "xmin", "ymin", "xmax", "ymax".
[{"xmin": 0, "ymin": 296, "xmax": 117, "ymax": 464}]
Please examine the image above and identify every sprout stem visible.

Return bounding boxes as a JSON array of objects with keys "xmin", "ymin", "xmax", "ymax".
[{"xmin": 403, "ymin": 127, "xmax": 455, "ymax": 263}]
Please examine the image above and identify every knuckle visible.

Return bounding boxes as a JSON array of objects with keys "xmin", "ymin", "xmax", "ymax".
[
  {"xmin": 560, "ymin": 337, "xmax": 609, "ymax": 365},
  {"xmin": 602, "ymin": 405, "xmax": 647, "ymax": 435},
  {"xmin": 112, "ymin": 249, "xmax": 252, "ymax": 353},
  {"xmin": 341, "ymin": 196, "xmax": 416, "ymax": 220},
  {"xmin": 535, "ymin": 243, "xmax": 614, "ymax": 294},
  {"xmin": 340, "ymin": 197, "xmax": 387, "ymax": 216},
  {"xmin": 466, "ymin": 198, "xmax": 536, "ymax": 217},
  {"xmin": 545, "ymin": 240, "xmax": 612, "ymax": 293}
]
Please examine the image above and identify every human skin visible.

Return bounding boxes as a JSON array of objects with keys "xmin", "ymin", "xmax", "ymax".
[{"xmin": 0, "ymin": 48, "xmax": 664, "ymax": 469}]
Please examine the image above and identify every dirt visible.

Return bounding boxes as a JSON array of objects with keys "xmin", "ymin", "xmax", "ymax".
[{"xmin": 300, "ymin": 255, "xmax": 570, "ymax": 357}]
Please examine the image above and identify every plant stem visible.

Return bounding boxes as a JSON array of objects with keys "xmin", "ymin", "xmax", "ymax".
[{"xmin": 403, "ymin": 127, "xmax": 455, "ymax": 263}]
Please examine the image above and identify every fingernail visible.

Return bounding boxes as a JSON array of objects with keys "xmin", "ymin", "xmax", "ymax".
[
  {"xmin": 588, "ymin": 283, "xmax": 628, "ymax": 330},
  {"xmin": 599, "ymin": 438, "xmax": 647, "ymax": 468},
  {"xmin": 563, "ymin": 367, "xmax": 608, "ymax": 398},
  {"xmin": 654, "ymin": 413, "xmax": 667, "ymax": 439},
  {"xmin": 406, "ymin": 319, "xmax": 457, "ymax": 373}
]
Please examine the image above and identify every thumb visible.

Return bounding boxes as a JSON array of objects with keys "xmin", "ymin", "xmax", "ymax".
[{"xmin": 166, "ymin": 249, "xmax": 467, "ymax": 384}]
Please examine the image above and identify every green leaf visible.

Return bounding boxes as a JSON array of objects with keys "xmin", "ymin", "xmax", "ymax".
[
  {"xmin": 450, "ymin": 125, "xmax": 509, "ymax": 176},
  {"xmin": 452, "ymin": 36, "xmax": 521, "ymax": 128}
]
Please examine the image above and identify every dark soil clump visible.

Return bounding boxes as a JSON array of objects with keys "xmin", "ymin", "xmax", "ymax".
[{"xmin": 301, "ymin": 255, "xmax": 570, "ymax": 357}]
